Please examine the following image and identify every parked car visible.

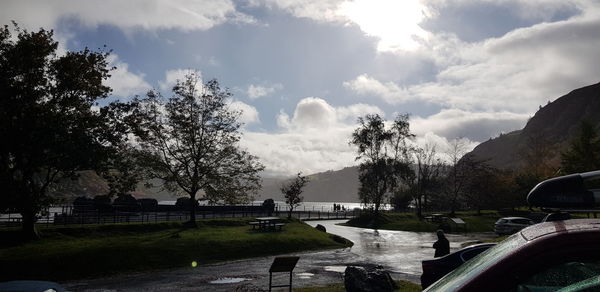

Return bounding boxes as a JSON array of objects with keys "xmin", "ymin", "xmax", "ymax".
[
  {"xmin": 425, "ymin": 170, "xmax": 600, "ymax": 292},
  {"xmin": 421, "ymin": 243, "xmax": 496, "ymax": 289},
  {"xmin": 542, "ymin": 211, "xmax": 571, "ymax": 222},
  {"xmin": 493, "ymin": 217, "xmax": 535, "ymax": 235},
  {"xmin": 0, "ymin": 280, "xmax": 65, "ymax": 292}
]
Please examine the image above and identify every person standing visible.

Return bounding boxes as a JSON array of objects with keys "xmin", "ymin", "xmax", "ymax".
[{"xmin": 433, "ymin": 229, "xmax": 450, "ymax": 258}]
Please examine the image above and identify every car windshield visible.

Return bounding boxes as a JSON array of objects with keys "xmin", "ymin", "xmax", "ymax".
[{"xmin": 425, "ymin": 232, "xmax": 527, "ymax": 291}]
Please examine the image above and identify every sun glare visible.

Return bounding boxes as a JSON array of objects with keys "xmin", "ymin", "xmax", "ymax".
[{"xmin": 339, "ymin": 0, "xmax": 429, "ymax": 52}]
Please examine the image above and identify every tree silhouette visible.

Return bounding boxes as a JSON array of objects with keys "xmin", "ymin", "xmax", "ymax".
[
  {"xmin": 129, "ymin": 72, "xmax": 264, "ymax": 227},
  {"xmin": 561, "ymin": 120, "xmax": 600, "ymax": 174},
  {"xmin": 281, "ymin": 172, "xmax": 308, "ymax": 219},
  {"xmin": 0, "ymin": 23, "xmax": 125, "ymax": 239},
  {"xmin": 350, "ymin": 114, "xmax": 414, "ymax": 216}
]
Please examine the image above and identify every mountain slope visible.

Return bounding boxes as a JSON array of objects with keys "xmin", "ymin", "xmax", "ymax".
[{"xmin": 469, "ymin": 82, "xmax": 600, "ymax": 169}]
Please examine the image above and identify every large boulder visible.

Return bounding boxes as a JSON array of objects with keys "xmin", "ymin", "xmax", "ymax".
[
  {"xmin": 315, "ymin": 224, "xmax": 327, "ymax": 232},
  {"xmin": 344, "ymin": 266, "xmax": 396, "ymax": 292}
]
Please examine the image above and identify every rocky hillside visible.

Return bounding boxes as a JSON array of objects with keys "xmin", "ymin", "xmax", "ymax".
[{"xmin": 469, "ymin": 82, "xmax": 600, "ymax": 169}]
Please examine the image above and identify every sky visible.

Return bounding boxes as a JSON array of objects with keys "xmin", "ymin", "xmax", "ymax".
[{"xmin": 2, "ymin": 0, "xmax": 600, "ymax": 177}]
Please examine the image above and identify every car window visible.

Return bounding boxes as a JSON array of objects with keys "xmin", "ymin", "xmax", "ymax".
[
  {"xmin": 514, "ymin": 260, "xmax": 600, "ymax": 292},
  {"xmin": 514, "ymin": 219, "xmax": 530, "ymax": 225},
  {"xmin": 461, "ymin": 247, "xmax": 490, "ymax": 262}
]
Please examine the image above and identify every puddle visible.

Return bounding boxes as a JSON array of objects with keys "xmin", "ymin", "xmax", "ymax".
[
  {"xmin": 324, "ymin": 265, "xmax": 347, "ymax": 273},
  {"xmin": 296, "ymin": 272, "xmax": 314, "ymax": 279},
  {"xmin": 209, "ymin": 277, "xmax": 250, "ymax": 284}
]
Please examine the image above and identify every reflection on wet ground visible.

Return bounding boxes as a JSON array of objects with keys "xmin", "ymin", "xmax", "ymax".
[{"xmin": 63, "ymin": 219, "xmax": 496, "ymax": 291}]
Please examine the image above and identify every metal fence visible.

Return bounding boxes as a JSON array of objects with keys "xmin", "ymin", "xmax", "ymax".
[{"xmin": 0, "ymin": 206, "xmax": 358, "ymax": 227}]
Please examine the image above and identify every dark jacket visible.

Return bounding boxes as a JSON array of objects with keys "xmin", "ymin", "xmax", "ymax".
[{"xmin": 433, "ymin": 235, "xmax": 450, "ymax": 258}]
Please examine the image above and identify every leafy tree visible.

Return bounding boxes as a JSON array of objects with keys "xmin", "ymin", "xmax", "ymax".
[
  {"xmin": 561, "ymin": 120, "xmax": 600, "ymax": 174},
  {"xmin": 350, "ymin": 114, "xmax": 414, "ymax": 216},
  {"xmin": 281, "ymin": 172, "xmax": 308, "ymax": 219},
  {"xmin": 0, "ymin": 24, "xmax": 125, "ymax": 239},
  {"xmin": 129, "ymin": 72, "xmax": 264, "ymax": 227}
]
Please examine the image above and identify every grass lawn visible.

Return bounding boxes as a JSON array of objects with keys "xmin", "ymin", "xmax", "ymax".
[
  {"xmin": 0, "ymin": 218, "xmax": 352, "ymax": 281},
  {"xmin": 295, "ymin": 280, "xmax": 421, "ymax": 292},
  {"xmin": 345, "ymin": 210, "xmax": 504, "ymax": 233}
]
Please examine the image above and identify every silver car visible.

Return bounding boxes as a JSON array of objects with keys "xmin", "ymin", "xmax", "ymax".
[{"xmin": 494, "ymin": 217, "xmax": 534, "ymax": 235}]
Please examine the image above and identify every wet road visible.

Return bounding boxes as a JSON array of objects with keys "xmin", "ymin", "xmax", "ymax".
[{"xmin": 63, "ymin": 220, "xmax": 495, "ymax": 291}]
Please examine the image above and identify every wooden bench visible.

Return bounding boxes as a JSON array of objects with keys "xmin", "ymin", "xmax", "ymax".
[
  {"xmin": 249, "ymin": 221, "xmax": 260, "ymax": 229},
  {"xmin": 274, "ymin": 223, "xmax": 285, "ymax": 231}
]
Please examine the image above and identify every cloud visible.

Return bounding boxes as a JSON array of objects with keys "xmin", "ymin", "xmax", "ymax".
[
  {"xmin": 259, "ymin": 0, "xmax": 345, "ymax": 22},
  {"xmin": 243, "ymin": 97, "xmax": 383, "ymax": 175},
  {"xmin": 229, "ymin": 101, "xmax": 260, "ymax": 125},
  {"xmin": 247, "ymin": 83, "xmax": 283, "ymax": 99},
  {"xmin": 343, "ymin": 74, "xmax": 413, "ymax": 104},
  {"xmin": 345, "ymin": 4, "xmax": 600, "ymax": 115},
  {"xmin": 159, "ymin": 69, "xmax": 200, "ymax": 91},
  {"xmin": 410, "ymin": 109, "xmax": 530, "ymax": 142},
  {"xmin": 0, "ymin": 0, "xmax": 255, "ymax": 32},
  {"xmin": 105, "ymin": 55, "xmax": 151, "ymax": 97}
]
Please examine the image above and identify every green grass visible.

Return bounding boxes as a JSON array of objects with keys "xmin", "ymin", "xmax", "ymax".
[
  {"xmin": 293, "ymin": 280, "xmax": 421, "ymax": 292},
  {"xmin": 0, "ymin": 218, "xmax": 352, "ymax": 281},
  {"xmin": 345, "ymin": 211, "xmax": 504, "ymax": 233}
]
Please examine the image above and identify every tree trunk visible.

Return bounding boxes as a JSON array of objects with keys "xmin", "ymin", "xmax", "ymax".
[
  {"xmin": 416, "ymin": 196, "xmax": 423, "ymax": 219},
  {"xmin": 187, "ymin": 193, "xmax": 198, "ymax": 227},
  {"xmin": 288, "ymin": 207, "xmax": 293, "ymax": 219},
  {"xmin": 21, "ymin": 210, "xmax": 40, "ymax": 240}
]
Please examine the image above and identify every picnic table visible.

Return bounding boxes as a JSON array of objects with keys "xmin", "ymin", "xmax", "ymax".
[
  {"xmin": 424, "ymin": 213, "xmax": 447, "ymax": 223},
  {"xmin": 250, "ymin": 217, "xmax": 285, "ymax": 231}
]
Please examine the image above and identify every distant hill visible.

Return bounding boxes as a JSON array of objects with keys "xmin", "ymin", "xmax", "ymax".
[
  {"xmin": 469, "ymin": 82, "xmax": 600, "ymax": 169},
  {"xmin": 258, "ymin": 166, "xmax": 360, "ymax": 203},
  {"xmin": 49, "ymin": 166, "xmax": 361, "ymax": 204}
]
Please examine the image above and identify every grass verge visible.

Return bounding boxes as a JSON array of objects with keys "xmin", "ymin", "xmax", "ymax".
[
  {"xmin": 345, "ymin": 211, "xmax": 503, "ymax": 233},
  {"xmin": 0, "ymin": 218, "xmax": 352, "ymax": 281}
]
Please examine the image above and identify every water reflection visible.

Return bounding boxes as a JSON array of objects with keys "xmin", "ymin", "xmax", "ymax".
[{"xmin": 306, "ymin": 220, "xmax": 494, "ymax": 275}]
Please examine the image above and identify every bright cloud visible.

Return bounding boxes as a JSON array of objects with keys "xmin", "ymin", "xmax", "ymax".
[
  {"xmin": 343, "ymin": 74, "xmax": 413, "ymax": 104},
  {"xmin": 159, "ymin": 69, "xmax": 199, "ymax": 91},
  {"xmin": 244, "ymin": 98, "xmax": 383, "ymax": 175},
  {"xmin": 338, "ymin": 0, "xmax": 430, "ymax": 51},
  {"xmin": 229, "ymin": 101, "xmax": 260, "ymax": 125},
  {"xmin": 410, "ymin": 109, "xmax": 530, "ymax": 142},
  {"xmin": 105, "ymin": 55, "xmax": 151, "ymax": 98},
  {"xmin": 247, "ymin": 83, "xmax": 283, "ymax": 99},
  {"xmin": 0, "ymin": 0, "xmax": 254, "ymax": 32}
]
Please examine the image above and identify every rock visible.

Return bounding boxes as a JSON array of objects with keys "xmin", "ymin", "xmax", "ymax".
[
  {"xmin": 344, "ymin": 266, "xmax": 396, "ymax": 292},
  {"xmin": 315, "ymin": 224, "xmax": 327, "ymax": 232}
]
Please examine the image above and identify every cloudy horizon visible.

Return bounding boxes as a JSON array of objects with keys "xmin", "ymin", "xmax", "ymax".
[{"xmin": 3, "ymin": 0, "xmax": 600, "ymax": 177}]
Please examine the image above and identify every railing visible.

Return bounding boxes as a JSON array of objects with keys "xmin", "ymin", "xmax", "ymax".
[{"xmin": 0, "ymin": 206, "xmax": 359, "ymax": 227}]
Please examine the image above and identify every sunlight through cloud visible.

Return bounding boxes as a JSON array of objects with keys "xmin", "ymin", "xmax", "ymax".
[{"xmin": 338, "ymin": 0, "xmax": 430, "ymax": 51}]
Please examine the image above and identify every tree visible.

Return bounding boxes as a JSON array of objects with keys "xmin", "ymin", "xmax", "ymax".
[
  {"xmin": 442, "ymin": 138, "xmax": 469, "ymax": 216},
  {"xmin": 281, "ymin": 172, "xmax": 308, "ymax": 219},
  {"xmin": 350, "ymin": 114, "xmax": 414, "ymax": 216},
  {"xmin": 0, "ymin": 24, "xmax": 125, "ymax": 239},
  {"xmin": 460, "ymin": 154, "xmax": 504, "ymax": 214},
  {"xmin": 409, "ymin": 143, "xmax": 444, "ymax": 218},
  {"xmin": 561, "ymin": 120, "xmax": 600, "ymax": 174},
  {"xmin": 129, "ymin": 72, "xmax": 264, "ymax": 227}
]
